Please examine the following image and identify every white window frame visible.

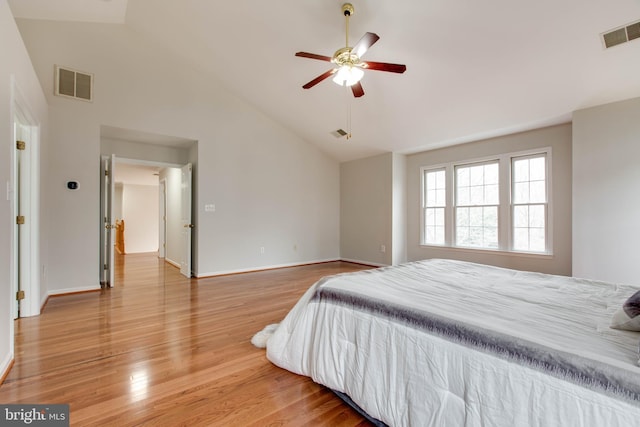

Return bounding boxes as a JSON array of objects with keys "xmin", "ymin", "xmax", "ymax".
[
  {"xmin": 422, "ymin": 167, "xmax": 447, "ymax": 245},
  {"xmin": 420, "ymin": 147, "xmax": 553, "ymax": 256}
]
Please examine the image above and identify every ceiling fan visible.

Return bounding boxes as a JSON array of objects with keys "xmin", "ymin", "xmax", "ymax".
[{"xmin": 295, "ymin": 3, "xmax": 407, "ymax": 98}]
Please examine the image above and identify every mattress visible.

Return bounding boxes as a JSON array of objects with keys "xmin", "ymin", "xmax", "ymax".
[{"xmin": 266, "ymin": 259, "xmax": 640, "ymax": 426}]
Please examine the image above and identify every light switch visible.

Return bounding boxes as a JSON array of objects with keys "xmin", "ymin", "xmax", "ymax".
[{"xmin": 205, "ymin": 204, "xmax": 216, "ymax": 212}]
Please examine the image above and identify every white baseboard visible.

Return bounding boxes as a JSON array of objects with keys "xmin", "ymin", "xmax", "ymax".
[
  {"xmin": 1, "ymin": 352, "xmax": 14, "ymax": 384},
  {"xmin": 48, "ymin": 285, "xmax": 101, "ymax": 296},
  {"xmin": 196, "ymin": 258, "xmax": 341, "ymax": 278},
  {"xmin": 165, "ymin": 258, "xmax": 180, "ymax": 269},
  {"xmin": 340, "ymin": 258, "xmax": 388, "ymax": 267}
]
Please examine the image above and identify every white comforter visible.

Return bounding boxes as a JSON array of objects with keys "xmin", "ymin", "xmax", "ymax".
[{"xmin": 266, "ymin": 259, "xmax": 640, "ymax": 426}]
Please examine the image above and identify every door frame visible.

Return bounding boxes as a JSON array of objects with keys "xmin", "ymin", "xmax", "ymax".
[
  {"xmin": 10, "ymin": 77, "xmax": 41, "ymax": 319},
  {"xmin": 99, "ymin": 157, "xmax": 184, "ymax": 283}
]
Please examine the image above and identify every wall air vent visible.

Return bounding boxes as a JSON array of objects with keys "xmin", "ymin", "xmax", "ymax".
[
  {"xmin": 602, "ymin": 20, "xmax": 640, "ymax": 49},
  {"xmin": 54, "ymin": 65, "xmax": 93, "ymax": 102}
]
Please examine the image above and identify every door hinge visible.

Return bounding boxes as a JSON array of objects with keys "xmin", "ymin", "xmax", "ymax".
[
  {"xmin": 105, "ymin": 169, "xmax": 110, "ymax": 176},
  {"xmin": 104, "ymin": 264, "xmax": 108, "ymax": 270},
  {"xmin": 16, "ymin": 140, "xmax": 26, "ymax": 150},
  {"xmin": 16, "ymin": 290, "xmax": 25, "ymax": 301},
  {"xmin": 16, "ymin": 215, "xmax": 25, "ymax": 225}
]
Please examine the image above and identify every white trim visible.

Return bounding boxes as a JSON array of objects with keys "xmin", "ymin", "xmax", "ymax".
[
  {"xmin": 165, "ymin": 258, "xmax": 180, "ymax": 269},
  {"xmin": 10, "ymin": 76, "xmax": 41, "ymax": 319},
  {"xmin": 0, "ymin": 353, "xmax": 14, "ymax": 383},
  {"xmin": 195, "ymin": 258, "xmax": 343, "ymax": 278},
  {"xmin": 48, "ymin": 285, "xmax": 101, "ymax": 297},
  {"xmin": 339, "ymin": 258, "xmax": 388, "ymax": 267},
  {"xmin": 418, "ymin": 244, "xmax": 554, "ymax": 260}
]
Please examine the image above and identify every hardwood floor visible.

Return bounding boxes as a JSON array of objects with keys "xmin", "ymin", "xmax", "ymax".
[{"xmin": 0, "ymin": 253, "xmax": 375, "ymax": 426}]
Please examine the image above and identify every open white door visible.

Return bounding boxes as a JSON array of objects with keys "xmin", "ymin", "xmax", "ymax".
[
  {"xmin": 180, "ymin": 163, "xmax": 193, "ymax": 278},
  {"xmin": 100, "ymin": 154, "xmax": 116, "ymax": 287},
  {"xmin": 12, "ymin": 100, "xmax": 39, "ymax": 319}
]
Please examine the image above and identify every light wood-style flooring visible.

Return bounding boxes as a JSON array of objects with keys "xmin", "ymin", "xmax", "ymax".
[{"xmin": 0, "ymin": 253, "xmax": 375, "ymax": 426}]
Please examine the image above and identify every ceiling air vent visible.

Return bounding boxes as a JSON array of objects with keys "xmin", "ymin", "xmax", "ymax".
[
  {"xmin": 54, "ymin": 65, "xmax": 93, "ymax": 102},
  {"xmin": 602, "ymin": 20, "xmax": 640, "ymax": 48},
  {"xmin": 331, "ymin": 129, "xmax": 348, "ymax": 138}
]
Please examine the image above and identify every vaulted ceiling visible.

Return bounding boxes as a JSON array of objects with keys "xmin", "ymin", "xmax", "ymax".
[{"xmin": 9, "ymin": 0, "xmax": 640, "ymax": 162}]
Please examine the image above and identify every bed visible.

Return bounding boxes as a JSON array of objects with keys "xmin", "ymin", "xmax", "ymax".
[{"xmin": 265, "ymin": 258, "xmax": 640, "ymax": 426}]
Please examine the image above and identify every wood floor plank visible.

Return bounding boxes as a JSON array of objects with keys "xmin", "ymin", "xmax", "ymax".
[{"xmin": 0, "ymin": 253, "xmax": 376, "ymax": 426}]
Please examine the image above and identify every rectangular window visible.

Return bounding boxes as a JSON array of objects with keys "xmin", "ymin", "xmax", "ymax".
[
  {"xmin": 423, "ymin": 169, "xmax": 446, "ymax": 245},
  {"xmin": 512, "ymin": 155, "xmax": 547, "ymax": 252},
  {"xmin": 420, "ymin": 148, "xmax": 551, "ymax": 255},
  {"xmin": 455, "ymin": 162, "xmax": 499, "ymax": 249}
]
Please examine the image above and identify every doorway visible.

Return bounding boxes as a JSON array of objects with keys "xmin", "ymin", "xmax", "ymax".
[
  {"xmin": 99, "ymin": 126, "xmax": 197, "ymax": 285},
  {"xmin": 101, "ymin": 158, "xmax": 192, "ymax": 286}
]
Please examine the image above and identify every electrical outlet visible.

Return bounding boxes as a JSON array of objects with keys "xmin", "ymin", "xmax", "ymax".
[
  {"xmin": 380, "ymin": 244, "xmax": 386, "ymax": 253},
  {"xmin": 260, "ymin": 246, "xmax": 265, "ymax": 254}
]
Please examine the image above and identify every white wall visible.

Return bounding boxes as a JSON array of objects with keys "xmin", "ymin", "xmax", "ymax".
[
  {"xmin": 573, "ymin": 97, "xmax": 640, "ymax": 284},
  {"xmin": 114, "ymin": 183, "xmax": 123, "ymax": 220},
  {"xmin": 122, "ymin": 184, "xmax": 159, "ymax": 253},
  {"xmin": 406, "ymin": 124, "xmax": 572, "ymax": 275},
  {"xmin": 101, "ymin": 137, "xmax": 190, "ymax": 165},
  {"xmin": 0, "ymin": 0, "xmax": 48, "ymax": 380},
  {"xmin": 15, "ymin": 18, "xmax": 339, "ymax": 288}
]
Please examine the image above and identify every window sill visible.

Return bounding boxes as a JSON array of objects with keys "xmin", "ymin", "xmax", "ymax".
[{"xmin": 418, "ymin": 244, "xmax": 554, "ymax": 260}]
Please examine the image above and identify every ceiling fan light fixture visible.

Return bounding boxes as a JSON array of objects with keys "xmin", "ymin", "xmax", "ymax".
[{"xmin": 332, "ymin": 65, "xmax": 364, "ymax": 87}]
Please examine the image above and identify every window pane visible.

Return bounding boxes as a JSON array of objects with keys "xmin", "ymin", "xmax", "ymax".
[
  {"xmin": 457, "ymin": 167, "xmax": 469, "ymax": 186},
  {"xmin": 485, "ymin": 184, "xmax": 499, "ymax": 204},
  {"xmin": 513, "ymin": 228, "xmax": 529, "ymax": 251},
  {"xmin": 530, "ymin": 181, "xmax": 546, "ymax": 203},
  {"xmin": 425, "ymin": 207, "xmax": 445, "ymax": 244},
  {"xmin": 484, "ymin": 227, "xmax": 498, "ymax": 248},
  {"xmin": 483, "ymin": 206, "xmax": 497, "ymax": 225},
  {"xmin": 485, "ymin": 163, "xmax": 499, "ymax": 185},
  {"xmin": 514, "ymin": 205, "xmax": 528, "ymax": 227},
  {"xmin": 469, "ymin": 207, "xmax": 483, "ymax": 226},
  {"xmin": 457, "ymin": 207, "xmax": 469, "ymax": 226},
  {"xmin": 529, "ymin": 228, "xmax": 546, "ymax": 252},
  {"xmin": 530, "ymin": 157, "xmax": 545, "ymax": 181},
  {"xmin": 456, "ymin": 206, "xmax": 497, "ymax": 249},
  {"xmin": 425, "ymin": 169, "xmax": 446, "ymax": 208},
  {"xmin": 513, "ymin": 182, "xmax": 529, "ymax": 204},
  {"xmin": 457, "ymin": 226, "xmax": 470, "ymax": 246},
  {"xmin": 529, "ymin": 205, "xmax": 545, "ymax": 228},
  {"xmin": 457, "ymin": 187, "xmax": 470, "ymax": 205},
  {"xmin": 470, "ymin": 165, "xmax": 484, "ymax": 186},
  {"xmin": 470, "ymin": 185, "xmax": 484, "ymax": 205},
  {"xmin": 435, "ymin": 208, "xmax": 445, "ymax": 226},
  {"xmin": 514, "ymin": 159, "xmax": 529, "ymax": 182},
  {"xmin": 511, "ymin": 154, "xmax": 547, "ymax": 253},
  {"xmin": 456, "ymin": 161, "xmax": 499, "ymax": 207}
]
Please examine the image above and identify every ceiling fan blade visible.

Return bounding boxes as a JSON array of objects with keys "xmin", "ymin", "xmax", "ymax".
[
  {"xmin": 351, "ymin": 82, "xmax": 364, "ymax": 98},
  {"xmin": 352, "ymin": 32, "xmax": 380, "ymax": 58},
  {"xmin": 295, "ymin": 52, "xmax": 333, "ymax": 62},
  {"xmin": 302, "ymin": 69, "xmax": 337, "ymax": 89},
  {"xmin": 363, "ymin": 61, "xmax": 407, "ymax": 74}
]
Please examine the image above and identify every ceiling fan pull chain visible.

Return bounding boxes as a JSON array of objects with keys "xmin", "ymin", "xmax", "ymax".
[{"xmin": 346, "ymin": 86, "xmax": 352, "ymax": 140}]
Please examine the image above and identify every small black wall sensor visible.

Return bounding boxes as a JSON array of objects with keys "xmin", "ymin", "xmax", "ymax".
[{"xmin": 67, "ymin": 181, "xmax": 79, "ymax": 190}]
